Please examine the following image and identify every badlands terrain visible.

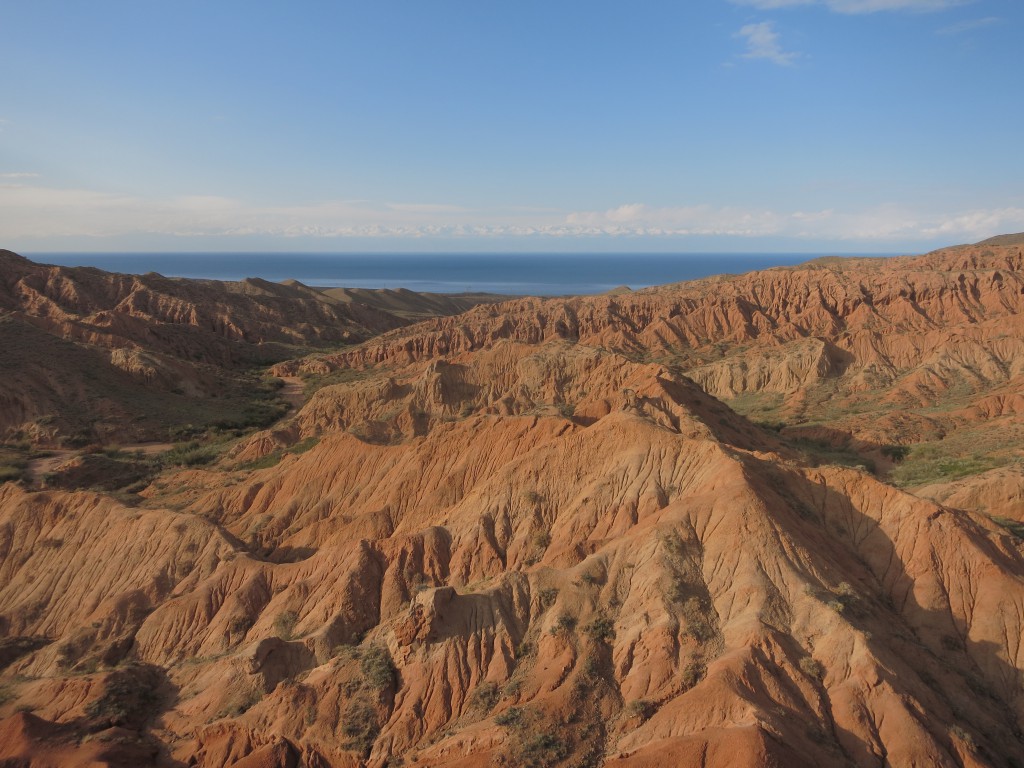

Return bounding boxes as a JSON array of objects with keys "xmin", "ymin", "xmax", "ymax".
[{"xmin": 1, "ymin": 239, "xmax": 1024, "ymax": 766}]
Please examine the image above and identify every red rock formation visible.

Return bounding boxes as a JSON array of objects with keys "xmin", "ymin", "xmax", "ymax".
[
  {"xmin": 2, "ymin": 240, "xmax": 1024, "ymax": 766},
  {"xmin": 0, "ymin": 251, "xmax": 494, "ymax": 445}
]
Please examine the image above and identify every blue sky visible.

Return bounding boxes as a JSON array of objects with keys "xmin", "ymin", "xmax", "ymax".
[{"xmin": 1, "ymin": 0, "xmax": 1022, "ymax": 253}]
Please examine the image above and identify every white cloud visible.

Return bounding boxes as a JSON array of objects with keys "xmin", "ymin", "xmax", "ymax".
[
  {"xmin": 0, "ymin": 172, "xmax": 40, "ymax": 179},
  {"xmin": 937, "ymin": 16, "xmax": 998, "ymax": 34},
  {"xmin": 0, "ymin": 185, "xmax": 539, "ymax": 240},
  {"xmin": 732, "ymin": 0, "xmax": 815, "ymax": 7},
  {"xmin": 737, "ymin": 21, "xmax": 800, "ymax": 66},
  {"xmin": 565, "ymin": 203, "xmax": 1024, "ymax": 243},
  {"xmin": 0, "ymin": 182, "xmax": 1021, "ymax": 245},
  {"xmin": 564, "ymin": 204, "xmax": 783, "ymax": 236},
  {"xmin": 731, "ymin": 0, "xmax": 974, "ymax": 13}
]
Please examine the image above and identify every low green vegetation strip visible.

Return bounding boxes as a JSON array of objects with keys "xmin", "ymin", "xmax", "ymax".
[
  {"xmin": 301, "ymin": 365, "xmax": 379, "ymax": 397},
  {"xmin": 161, "ymin": 440, "xmax": 225, "ymax": 467},
  {"xmin": 889, "ymin": 444, "xmax": 1009, "ymax": 488},
  {"xmin": 992, "ymin": 517, "xmax": 1024, "ymax": 540},
  {"xmin": 0, "ymin": 444, "xmax": 53, "ymax": 484}
]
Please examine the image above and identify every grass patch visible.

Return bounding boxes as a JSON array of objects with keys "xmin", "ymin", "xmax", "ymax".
[
  {"xmin": 515, "ymin": 731, "xmax": 570, "ymax": 768},
  {"xmin": 624, "ymin": 699, "xmax": 657, "ymax": 721},
  {"xmin": 992, "ymin": 516, "xmax": 1024, "ymax": 540},
  {"xmin": 239, "ymin": 451, "xmax": 283, "ymax": 471},
  {"xmin": 0, "ymin": 444, "xmax": 34, "ymax": 484},
  {"xmin": 302, "ymin": 365, "xmax": 376, "ymax": 397},
  {"xmin": 890, "ymin": 448, "xmax": 1006, "ymax": 487},
  {"xmin": 791, "ymin": 437, "xmax": 875, "ymax": 473},
  {"xmin": 161, "ymin": 440, "xmax": 224, "ymax": 468},
  {"xmin": 289, "ymin": 436, "xmax": 320, "ymax": 454},
  {"xmin": 360, "ymin": 644, "xmax": 396, "ymax": 690},
  {"xmin": 583, "ymin": 616, "xmax": 615, "ymax": 643},
  {"xmin": 549, "ymin": 614, "xmax": 577, "ymax": 636},
  {"xmin": 0, "ymin": 465, "xmax": 25, "ymax": 483},
  {"xmin": 274, "ymin": 610, "xmax": 298, "ymax": 640},
  {"xmin": 494, "ymin": 706, "xmax": 525, "ymax": 727},
  {"xmin": 333, "ymin": 641, "xmax": 397, "ymax": 757},
  {"xmin": 726, "ymin": 391, "xmax": 787, "ymax": 425},
  {"xmin": 341, "ymin": 697, "xmax": 380, "ymax": 756},
  {"xmin": 470, "ymin": 681, "xmax": 500, "ymax": 713},
  {"xmin": 680, "ymin": 598, "xmax": 715, "ymax": 642},
  {"xmin": 495, "ymin": 706, "xmax": 571, "ymax": 768}
]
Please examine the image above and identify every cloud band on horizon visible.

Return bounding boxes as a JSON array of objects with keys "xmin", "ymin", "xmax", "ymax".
[
  {"xmin": 1, "ymin": 182, "xmax": 1021, "ymax": 247},
  {"xmin": 729, "ymin": 0, "xmax": 974, "ymax": 13}
]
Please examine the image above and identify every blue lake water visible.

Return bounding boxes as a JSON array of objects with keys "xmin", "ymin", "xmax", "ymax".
[{"xmin": 27, "ymin": 252, "xmax": 881, "ymax": 296}]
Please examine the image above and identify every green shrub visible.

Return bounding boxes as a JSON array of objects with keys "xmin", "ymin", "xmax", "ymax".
[
  {"xmin": 341, "ymin": 697, "xmax": 380, "ymax": 756},
  {"xmin": 681, "ymin": 598, "xmax": 714, "ymax": 642},
  {"xmin": 289, "ymin": 436, "xmax": 320, "ymax": 454},
  {"xmin": 549, "ymin": 614, "xmax": 576, "ymax": 636},
  {"xmin": 681, "ymin": 661, "xmax": 706, "ymax": 689},
  {"xmin": 239, "ymin": 451, "xmax": 282, "ymax": 471},
  {"xmin": 470, "ymin": 681, "xmax": 500, "ymax": 713},
  {"xmin": 360, "ymin": 644, "xmax": 395, "ymax": 690},
  {"xmin": 993, "ymin": 516, "xmax": 1024, "ymax": 540},
  {"xmin": 881, "ymin": 445, "xmax": 909, "ymax": 462},
  {"xmin": 161, "ymin": 441, "xmax": 222, "ymax": 467},
  {"xmin": 583, "ymin": 616, "xmax": 615, "ymax": 643},
  {"xmin": 625, "ymin": 699, "xmax": 657, "ymax": 721},
  {"xmin": 274, "ymin": 610, "xmax": 298, "ymax": 640},
  {"xmin": 517, "ymin": 731, "xmax": 569, "ymax": 768},
  {"xmin": 229, "ymin": 616, "xmax": 254, "ymax": 636},
  {"xmin": 799, "ymin": 656, "xmax": 824, "ymax": 680},
  {"xmin": 495, "ymin": 706, "xmax": 525, "ymax": 727}
]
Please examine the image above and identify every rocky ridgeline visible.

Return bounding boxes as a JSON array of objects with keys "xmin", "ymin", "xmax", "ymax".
[{"xmin": 1, "ymin": 241, "xmax": 1024, "ymax": 766}]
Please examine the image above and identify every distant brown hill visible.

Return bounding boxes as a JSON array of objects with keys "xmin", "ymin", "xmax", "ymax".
[
  {"xmin": 0, "ymin": 249, "xmax": 403, "ymax": 363},
  {"xmin": 976, "ymin": 231, "xmax": 1024, "ymax": 246},
  {"xmin": 0, "ymin": 251, "xmax": 497, "ymax": 445},
  {"xmin": 2, "ymin": 239, "xmax": 1024, "ymax": 766},
  {"xmin": 278, "ymin": 239, "xmax": 1024, "ymax": 482},
  {"xmin": 315, "ymin": 284, "xmax": 511, "ymax": 320}
]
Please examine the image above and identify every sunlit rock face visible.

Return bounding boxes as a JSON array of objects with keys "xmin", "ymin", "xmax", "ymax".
[{"xmin": 2, "ymin": 241, "xmax": 1024, "ymax": 767}]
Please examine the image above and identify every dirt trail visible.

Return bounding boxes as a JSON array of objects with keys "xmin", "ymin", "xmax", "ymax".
[
  {"xmin": 279, "ymin": 377, "xmax": 306, "ymax": 411},
  {"xmin": 24, "ymin": 451, "xmax": 75, "ymax": 483},
  {"xmin": 25, "ymin": 442, "xmax": 175, "ymax": 485}
]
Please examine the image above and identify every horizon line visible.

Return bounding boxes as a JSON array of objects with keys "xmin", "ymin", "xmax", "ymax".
[{"xmin": 19, "ymin": 249, "xmax": 910, "ymax": 257}]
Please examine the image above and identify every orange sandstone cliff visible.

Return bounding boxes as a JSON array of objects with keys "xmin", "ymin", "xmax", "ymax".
[{"xmin": 1, "ymin": 241, "xmax": 1023, "ymax": 767}]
